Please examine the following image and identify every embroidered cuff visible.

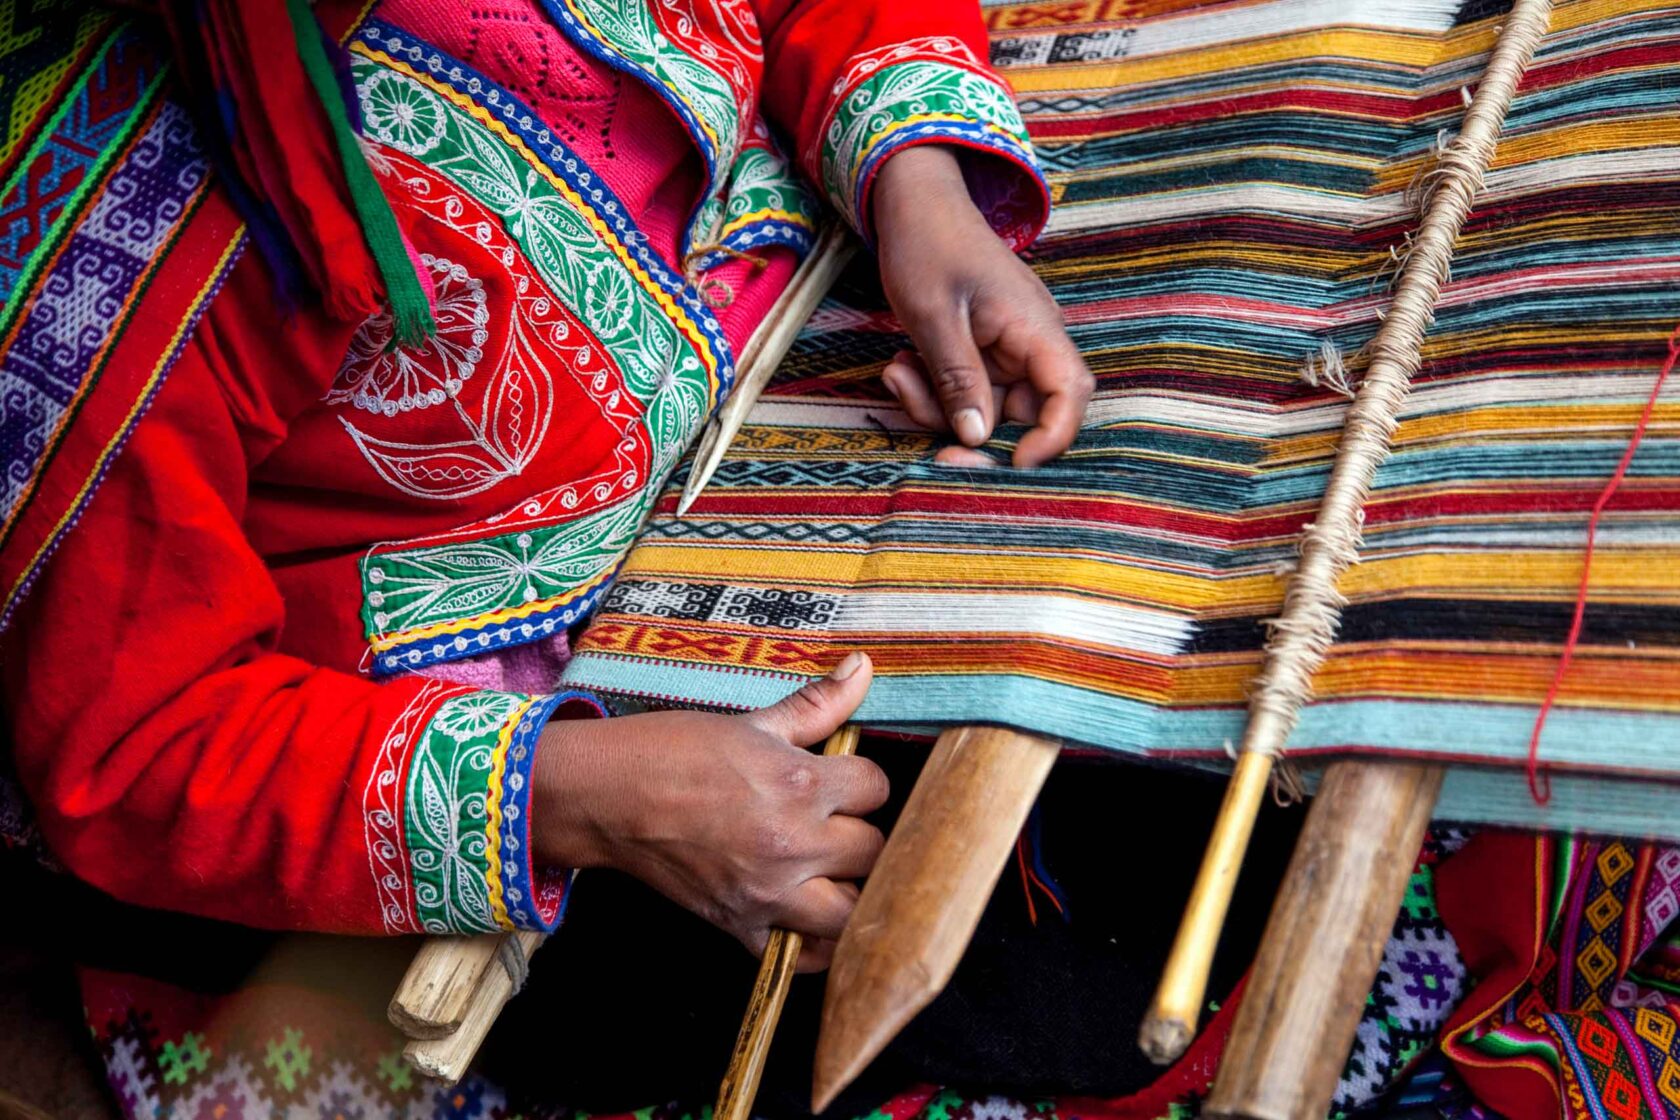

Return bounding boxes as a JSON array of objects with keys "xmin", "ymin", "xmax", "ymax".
[
  {"xmin": 694, "ymin": 136, "xmax": 822, "ymax": 266},
  {"xmin": 399, "ymin": 687, "xmax": 606, "ymax": 934},
  {"xmin": 814, "ymin": 46, "xmax": 1050, "ymax": 252}
]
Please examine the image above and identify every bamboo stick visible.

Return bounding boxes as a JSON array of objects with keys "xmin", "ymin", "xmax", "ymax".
[
  {"xmin": 678, "ymin": 227, "xmax": 856, "ymax": 515},
  {"xmin": 403, "ymin": 930, "xmax": 544, "ymax": 1082},
  {"xmin": 1205, "ymin": 761, "xmax": 1444, "ymax": 1120},
  {"xmin": 716, "ymin": 726, "xmax": 862, "ymax": 1120},
  {"xmin": 1139, "ymin": 0, "xmax": 1554, "ymax": 1064},
  {"xmin": 811, "ymin": 727, "xmax": 1060, "ymax": 1112}
]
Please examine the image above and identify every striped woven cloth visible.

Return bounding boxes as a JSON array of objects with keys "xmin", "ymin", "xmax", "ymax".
[{"xmin": 565, "ymin": 0, "xmax": 1680, "ymax": 838}]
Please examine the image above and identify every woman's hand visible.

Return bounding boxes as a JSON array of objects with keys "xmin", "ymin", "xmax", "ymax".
[
  {"xmin": 532, "ymin": 654, "xmax": 885, "ymax": 970},
  {"xmin": 872, "ymin": 145, "xmax": 1093, "ymax": 467}
]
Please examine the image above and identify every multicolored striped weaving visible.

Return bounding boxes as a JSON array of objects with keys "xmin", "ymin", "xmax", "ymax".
[{"xmin": 565, "ymin": 0, "xmax": 1680, "ymax": 838}]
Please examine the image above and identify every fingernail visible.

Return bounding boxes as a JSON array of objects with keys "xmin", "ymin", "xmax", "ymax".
[
  {"xmin": 953, "ymin": 407, "xmax": 986, "ymax": 446},
  {"xmin": 830, "ymin": 652, "xmax": 866, "ymax": 681},
  {"xmin": 881, "ymin": 367, "xmax": 904, "ymax": 399}
]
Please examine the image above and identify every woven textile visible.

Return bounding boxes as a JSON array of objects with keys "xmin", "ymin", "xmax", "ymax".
[
  {"xmin": 567, "ymin": 0, "xmax": 1680, "ymax": 838},
  {"xmin": 1440, "ymin": 835, "xmax": 1680, "ymax": 1120}
]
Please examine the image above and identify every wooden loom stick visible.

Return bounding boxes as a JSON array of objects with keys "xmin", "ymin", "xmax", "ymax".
[
  {"xmin": 716, "ymin": 726, "xmax": 861, "ymax": 1120},
  {"xmin": 402, "ymin": 930, "xmax": 543, "ymax": 1081},
  {"xmin": 1205, "ymin": 761, "xmax": 1443, "ymax": 1120},
  {"xmin": 390, "ymin": 932, "xmax": 510, "ymax": 1039},
  {"xmin": 678, "ymin": 226, "xmax": 857, "ymax": 516},
  {"xmin": 812, "ymin": 726, "xmax": 1060, "ymax": 1112},
  {"xmin": 1139, "ymin": 0, "xmax": 1554, "ymax": 1067}
]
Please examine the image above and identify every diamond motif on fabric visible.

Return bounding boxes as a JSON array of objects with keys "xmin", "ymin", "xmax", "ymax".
[
  {"xmin": 1657, "ymin": 1057, "xmax": 1680, "ymax": 1108},
  {"xmin": 1601, "ymin": 1070, "xmax": 1643, "ymax": 1120},
  {"xmin": 1579, "ymin": 938, "xmax": 1621, "ymax": 990},
  {"xmin": 261, "ymin": 1027, "xmax": 313, "ymax": 1093},
  {"xmin": 158, "ymin": 1030, "xmax": 211, "ymax": 1086},
  {"xmin": 1637, "ymin": 1008, "xmax": 1678, "ymax": 1050},
  {"xmin": 1577, "ymin": 1017, "xmax": 1622, "ymax": 1066},
  {"xmin": 1599, "ymin": 844, "xmax": 1637, "ymax": 886},
  {"xmin": 1588, "ymin": 889, "xmax": 1626, "ymax": 933}
]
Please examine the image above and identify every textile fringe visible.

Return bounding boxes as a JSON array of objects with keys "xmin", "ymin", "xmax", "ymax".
[
  {"xmin": 1299, "ymin": 340, "xmax": 1357, "ymax": 398},
  {"xmin": 1239, "ymin": 0, "xmax": 1554, "ymax": 763}
]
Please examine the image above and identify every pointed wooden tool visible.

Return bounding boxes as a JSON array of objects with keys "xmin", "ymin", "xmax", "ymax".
[
  {"xmin": 678, "ymin": 227, "xmax": 855, "ymax": 516},
  {"xmin": 716, "ymin": 725, "xmax": 861, "ymax": 1120},
  {"xmin": 812, "ymin": 726, "xmax": 1060, "ymax": 1111},
  {"xmin": 1205, "ymin": 760, "xmax": 1444, "ymax": 1120}
]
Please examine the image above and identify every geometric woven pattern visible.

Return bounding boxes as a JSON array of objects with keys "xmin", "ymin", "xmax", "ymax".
[{"xmin": 569, "ymin": 0, "xmax": 1680, "ymax": 839}]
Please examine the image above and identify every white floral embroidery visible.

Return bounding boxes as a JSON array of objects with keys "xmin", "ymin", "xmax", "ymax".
[
  {"xmin": 431, "ymin": 691, "xmax": 525, "ymax": 742},
  {"xmin": 360, "ymin": 68, "xmax": 448, "ymax": 155},
  {"xmin": 328, "ymin": 254, "xmax": 488, "ymax": 416},
  {"xmin": 364, "ymin": 680, "xmax": 456, "ymax": 934}
]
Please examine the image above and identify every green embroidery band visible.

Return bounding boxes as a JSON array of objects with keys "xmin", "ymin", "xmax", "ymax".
[
  {"xmin": 403, "ymin": 690, "xmax": 535, "ymax": 933},
  {"xmin": 347, "ymin": 40, "xmax": 733, "ymax": 669},
  {"xmin": 818, "ymin": 57, "xmax": 1036, "ymax": 237},
  {"xmin": 285, "ymin": 0, "xmax": 435, "ymax": 346}
]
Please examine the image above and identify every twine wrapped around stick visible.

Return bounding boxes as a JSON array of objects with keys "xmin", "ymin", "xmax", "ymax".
[{"xmin": 1140, "ymin": 0, "xmax": 1555, "ymax": 1066}]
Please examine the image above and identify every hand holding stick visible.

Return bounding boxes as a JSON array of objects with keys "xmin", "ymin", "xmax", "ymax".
[{"xmin": 715, "ymin": 726, "xmax": 862, "ymax": 1120}]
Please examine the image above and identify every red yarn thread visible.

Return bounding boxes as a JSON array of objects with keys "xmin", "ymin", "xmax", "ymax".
[
  {"xmin": 1526, "ymin": 321, "xmax": 1680, "ymax": 803},
  {"xmin": 1016, "ymin": 833, "xmax": 1038, "ymax": 926}
]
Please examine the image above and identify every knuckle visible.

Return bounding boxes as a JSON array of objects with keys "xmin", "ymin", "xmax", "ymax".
[
  {"xmin": 782, "ymin": 682, "xmax": 829, "ymax": 721},
  {"xmin": 781, "ymin": 760, "xmax": 818, "ymax": 799},
  {"xmin": 751, "ymin": 818, "xmax": 798, "ymax": 861},
  {"xmin": 931, "ymin": 364, "xmax": 980, "ymax": 397}
]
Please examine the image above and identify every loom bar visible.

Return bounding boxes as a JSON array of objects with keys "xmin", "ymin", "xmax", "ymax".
[
  {"xmin": 678, "ymin": 227, "xmax": 855, "ymax": 515},
  {"xmin": 389, "ymin": 932, "xmax": 508, "ymax": 1039},
  {"xmin": 1139, "ymin": 749, "xmax": 1273, "ymax": 1062},
  {"xmin": 403, "ymin": 930, "xmax": 543, "ymax": 1082},
  {"xmin": 1140, "ymin": 0, "xmax": 1554, "ymax": 1063},
  {"xmin": 1205, "ymin": 761, "xmax": 1445, "ymax": 1120}
]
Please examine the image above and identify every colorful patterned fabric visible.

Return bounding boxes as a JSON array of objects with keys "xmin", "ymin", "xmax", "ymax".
[
  {"xmin": 0, "ymin": 9, "xmax": 237, "ymax": 632},
  {"xmin": 75, "ymin": 825, "xmax": 1470, "ymax": 1120},
  {"xmin": 2, "ymin": 0, "xmax": 1053, "ymax": 939},
  {"xmin": 1332, "ymin": 831, "xmax": 1472, "ymax": 1118},
  {"xmin": 1441, "ymin": 834, "xmax": 1680, "ymax": 1120},
  {"xmin": 565, "ymin": 0, "xmax": 1680, "ymax": 839},
  {"xmin": 0, "ymin": 6, "xmax": 244, "ymax": 853}
]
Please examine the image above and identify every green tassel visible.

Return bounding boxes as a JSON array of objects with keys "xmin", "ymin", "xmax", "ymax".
[{"xmin": 284, "ymin": 0, "xmax": 434, "ymax": 345}]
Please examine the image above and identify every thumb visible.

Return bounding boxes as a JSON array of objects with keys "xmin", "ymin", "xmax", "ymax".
[
  {"xmin": 749, "ymin": 652, "xmax": 873, "ymax": 746},
  {"xmin": 908, "ymin": 304, "xmax": 994, "ymax": 447}
]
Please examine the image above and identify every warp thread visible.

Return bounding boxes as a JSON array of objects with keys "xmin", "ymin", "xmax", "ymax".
[
  {"xmin": 1299, "ymin": 340, "xmax": 1357, "ymax": 399},
  {"xmin": 1526, "ymin": 320, "xmax": 1680, "ymax": 803},
  {"xmin": 681, "ymin": 244, "xmax": 768, "ymax": 309},
  {"xmin": 1015, "ymin": 803, "xmax": 1069, "ymax": 926},
  {"xmin": 1241, "ymin": 0, "xmax": 1552, "ymax": 764}
]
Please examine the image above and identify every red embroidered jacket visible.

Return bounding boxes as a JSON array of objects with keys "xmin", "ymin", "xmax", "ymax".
[{"xmin": 0, "ymin": 0, "xmax": 1047, "ymax": 935}]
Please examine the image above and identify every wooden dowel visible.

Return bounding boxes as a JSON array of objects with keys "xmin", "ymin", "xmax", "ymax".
[
  {"xmin": 389, "ymin": 932, "xmax": 508, "ymax": 1039},
  {"xmin": 403, "ymin": 930, "xmax": 543, "ymax": 1082},
  {"xmin": 678, "ymin": 227, "xmax": 856, "ymax": 515},
  {"xmin": 715, "ymin": 727, "xmax": 860, "ymax": 1120},
  {"xmin": 1205, "ymin": 761, "xmax": 1445, "ymax": 1120},
  {"xmin": 1139, "ymin": 750, "xmax": 1273, "ymax": 1062},
  {"xmin": 811, "ymin": 726, "xmax": 1060, "ymax": 1112}
]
